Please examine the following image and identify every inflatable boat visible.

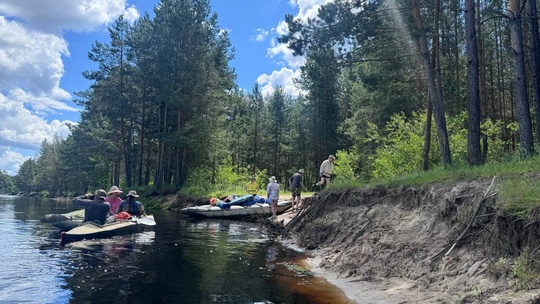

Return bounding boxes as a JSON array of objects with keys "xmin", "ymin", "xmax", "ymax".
[{"xmin": 180, "ymin": 200, "xmax": 292, "ymax": 220}]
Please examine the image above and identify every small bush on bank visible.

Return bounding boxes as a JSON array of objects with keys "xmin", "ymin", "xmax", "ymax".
[{"xmin": 510, "ymin": 248, "xmax": 540, "ymax": 290}]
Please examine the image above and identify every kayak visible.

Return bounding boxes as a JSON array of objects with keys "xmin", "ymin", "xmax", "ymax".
[
  {"xmin": 41, "ymin": 209, "xmax": 85, "ymax": 223},
  {"xmin": 59, "ymin": 215, "xmax": 156, "ymax": 244},
  {"xmin": 180, "ymin": 200, "xmax": 292, "ymax": 220}
]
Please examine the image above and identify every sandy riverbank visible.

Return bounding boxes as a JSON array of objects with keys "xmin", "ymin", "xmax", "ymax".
[{"xmin": 276, "ymin": 206, "xmax": 453, "ymax": 304}]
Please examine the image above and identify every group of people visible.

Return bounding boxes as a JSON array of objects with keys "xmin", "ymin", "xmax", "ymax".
[
  {"xmin": 243, "ymin": 154, "xmax": 336, "ymax": 220},
  {"xmin": 72, "ymin": 186, "xmax": 145, "ymax": 225}
]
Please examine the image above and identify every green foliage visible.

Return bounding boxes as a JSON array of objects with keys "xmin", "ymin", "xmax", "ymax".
[
  {"xmin": 446, "ymin": 112, "xmax": 508, "ymax": 163},
  {"xmin": 481, "ymin": 118, "xmax": 506, "ymax": 161},
  {"xmin": 0, "ymin": 170, "xmax": 16, "ymax": 194},
  {"xmin": 511, "ymin": 248, "xmax": 540, "ymax": 290},
  {"xmin": 13, "ymin": 159, "xmax": 38, "ymax": 194},
  {"xmin": 333, "ymin": 150, "xmax": 359, "ymax": 181},
  {"xmin": 364, "ymin": 111, "xmax": 513, "ymax": 181},
  {"xmin": 368, "ymin": 112, "xmax": 433, "ymax": 179},
  {"xmin": 182, "ymin": 156, "xmax": 268, "ymax": 199},
  {"xmin": 487, "ymin": 257, "xmax": 510, "ymax": 279}
]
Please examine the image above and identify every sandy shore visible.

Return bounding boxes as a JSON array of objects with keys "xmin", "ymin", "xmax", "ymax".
[
  {"xmin": 276, "ymin": 207, "xmax": 444, "ymax": 304},
  {"xmin": 275, "ymin": 208, "xmax": 368, "ymax": 303}
]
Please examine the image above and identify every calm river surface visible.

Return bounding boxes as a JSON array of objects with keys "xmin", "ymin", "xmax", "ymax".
[{"xmin": 0, "ymin": 195, "xmax": 349, "ymax": 304}]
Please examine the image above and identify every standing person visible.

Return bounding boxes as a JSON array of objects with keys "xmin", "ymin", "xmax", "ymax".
[
  {"xmin": 289, "ymin": 169, "xmax": 307, "ymax": 211},
  {"xmin": 315, "ymin": 155, "xmax": 335, "ymax": 188},
  {"xmin": 245, "ymin": 177, "xmax": 259, "ymax": 196},
  {"xmin": 118, "ymin": 190, "xmax": 145, "ymax": 217},
  {"xmin": 72, "ymin": 189, "xmax": 111, "ymax": 225},
  {"xmin": 106, "ymin": 186, "xmax": 123, "ymax": 214},
  {"xmin": 266, "ymin": 176, "xmax": 280, "ymax": 220}
]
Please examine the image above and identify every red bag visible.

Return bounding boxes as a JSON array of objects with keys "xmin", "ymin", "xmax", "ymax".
[{"xmin": 115, "ymin": 211, "xmax": 131, "ymax": 220}]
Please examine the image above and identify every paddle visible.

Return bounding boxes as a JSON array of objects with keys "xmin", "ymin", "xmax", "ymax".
[{"xmin": 136, "ymin": 215, "xmax": 156, "ymax": 226}]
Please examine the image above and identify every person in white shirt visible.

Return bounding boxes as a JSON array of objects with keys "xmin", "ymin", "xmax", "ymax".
[
  {"xmin": 315, "ymin": 155, "xmax": 335, "ymax": 188},
  {"xmin": 266, "ymin": 176, "xmax": 280, "ymax": 220}
]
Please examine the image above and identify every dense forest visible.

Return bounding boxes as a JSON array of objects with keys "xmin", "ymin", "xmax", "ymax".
[{"xmin": 2, "ymin": 0, "xmax": 540, "ymax": 197}]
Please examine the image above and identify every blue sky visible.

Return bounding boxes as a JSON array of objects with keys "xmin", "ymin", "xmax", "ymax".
[{"xmin": 0, "ymin": 0, "xmax": 330, "ymax": 175}]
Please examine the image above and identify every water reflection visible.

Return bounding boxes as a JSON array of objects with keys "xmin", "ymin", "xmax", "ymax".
[
  {"xmin": 0, "ymin": 195, "xmax": 72, "ymax": 304},
  {"xmin": 0, "ymin": 196, "xmax": 350, "ymax": 304}
]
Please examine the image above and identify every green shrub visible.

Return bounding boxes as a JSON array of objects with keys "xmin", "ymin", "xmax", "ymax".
[{"xmin": 511, "ymin": 248, "xmax": 540, "ymax": 290}]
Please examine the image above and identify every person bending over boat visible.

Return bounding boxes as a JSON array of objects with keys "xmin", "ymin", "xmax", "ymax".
[
  {"xmin": 117, "ymin": 190, "xmax": 145, "ymax": 217},
  {"xmin": 72, "ymin": 189, "xmax": 111, "ymax": 225}
]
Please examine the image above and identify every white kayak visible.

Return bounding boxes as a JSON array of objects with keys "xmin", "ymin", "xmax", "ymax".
[
  {"xmin": 60, "ymin": 215, "xmax": 156, "ymax": 243},
  {"xmin": 180, "ymin": 201, "xmax": 292, "ymax": 220}
]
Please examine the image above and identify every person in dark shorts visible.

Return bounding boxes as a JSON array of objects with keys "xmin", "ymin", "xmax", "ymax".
[
  {"xmin": 315, "ymin": 155, "xmax": 335, "ymax": 188},
  {"xmin": 289, "ymin": 169, "xmax": 307, "ymax": 211}
]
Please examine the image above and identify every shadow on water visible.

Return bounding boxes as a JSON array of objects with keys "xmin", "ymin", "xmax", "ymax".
[{"xmin": 0, "ymin": 195, "xmax": 351, "ymax": 304}]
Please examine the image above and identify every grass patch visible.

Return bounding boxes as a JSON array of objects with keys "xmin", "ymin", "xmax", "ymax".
[
  {"xmin": 327, "ymin": 154, "xmax": 540, "ymax": 218},
  {"xmin": 498, "ymin": 178, "xmax": 540, "ymax": 219}
]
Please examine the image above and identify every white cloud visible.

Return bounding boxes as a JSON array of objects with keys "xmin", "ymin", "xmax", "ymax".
[
  {"xmin": 0, "ymin": 0, "xmax": 139, "ymax": 34},
  {"xmin": 0, "ymin": 17, "xmax": 70, "ymax": 96},
  {"xmin": 295, "ymin": 0, "xmax": 331, "ymax": 20},
  {"xmin": 257, "ymin": 67, "xmax": 304, "ymax": 98},
  {"xmin": 260, "ymin": 0, "xmax": 334, "ymax": 96},
  {"xmin": 0, "ymin": 95, "xmax": 74, "ymax": 150},
  {"xmin": 251, "ymin": 28, "xmax": 270, "ymax": 42},
  {"xmin": 0, "ymin": 96, "xmax": 72, "ymax": 175},
  {"xmin": 267, "ymin": 39, "xmax": 306, "ymax": 68},
  {"xmin": 0, "ymin": 0, "xmax": 135, "ymax": 175},
  {"xmin": 7, "ymin": 88, "xmax": 77, "ymax": 113},
  {"xmin": 0, "ymin": 149, "xmax": 29, "ymax": 176}
]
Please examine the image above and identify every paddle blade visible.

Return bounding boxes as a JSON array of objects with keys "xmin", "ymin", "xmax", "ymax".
[{"xmin": 137, "ymin": 216, "xmax": 156, "ymax": 226}]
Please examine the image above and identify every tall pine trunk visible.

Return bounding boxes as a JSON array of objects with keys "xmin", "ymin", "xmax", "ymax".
[
  {"xmin": 411, "ymin": 0, "xmax": 452, "ymax": 166},
  {"xmin": 509, "ymin": 0, "xmax": 534, "ymax": 156},
  {"xmin": 465, "ymin": 0, "xmax": 482, "ymax": 165},
  {"xmin": 527, "ymin": 0, "xmax": 540, "ymax": 144}
]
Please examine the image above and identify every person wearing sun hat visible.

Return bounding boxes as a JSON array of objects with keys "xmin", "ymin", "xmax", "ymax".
[
  {"xmin": 289, "ymin": 169, "xmax": 307, "ymax": 211},
  {"xmin": 266, "ymin": 176, "xmax": 280, "ymax": 220},
  {"xmin": 72, "ymin": 189, "xmax": 111, "ymax": 225},
  {"xmin": 315, "ymin": 155, "xmax": 336, "ymax": 188},
  {"xmin": 106, "ymin": 185, "xmax": 123, "ymax": 214},
  {"xmin": 117, "ymin": 190, "xmax": 145, "ymax": 217}
]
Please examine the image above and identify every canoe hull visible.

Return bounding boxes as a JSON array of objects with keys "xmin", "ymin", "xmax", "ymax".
[
  {"xmin": 61, "ymin": 215, "xmax": 155, "ymax": 243},
  {"xmin": 180, "ymin": 201, "xmax": 292, "ymax": 220}
]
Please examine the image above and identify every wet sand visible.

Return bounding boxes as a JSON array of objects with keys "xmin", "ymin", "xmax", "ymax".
[
  {"xmin": 276, "ymin": 205, "xmax": 453, "ymax": 304},
  {"xmin": 276, "ymin": 207, "xmax": 360, "ymax": 304}
]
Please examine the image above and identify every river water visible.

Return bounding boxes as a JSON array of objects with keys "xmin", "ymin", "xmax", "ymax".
[{"xmin": 0, "ymin": 195, "xmax": 349, "ymax": 304}]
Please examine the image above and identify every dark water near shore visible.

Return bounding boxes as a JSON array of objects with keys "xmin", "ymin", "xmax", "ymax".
[{"xmin": 0, "ymin": 195, "xmax": 348, "ymax": 304}]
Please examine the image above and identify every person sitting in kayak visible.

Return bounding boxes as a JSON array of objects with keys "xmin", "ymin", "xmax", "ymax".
[
  {"xmin": 72, "ymin": 189, "xmax": 111, "ymax": 225},
  {"xmin": 117, "ymin": 190, "xmax": 145, "ymax": 217},
  {"xmin": 105, "ymin": 185, "xmax": 123, "ymax": 214}
]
